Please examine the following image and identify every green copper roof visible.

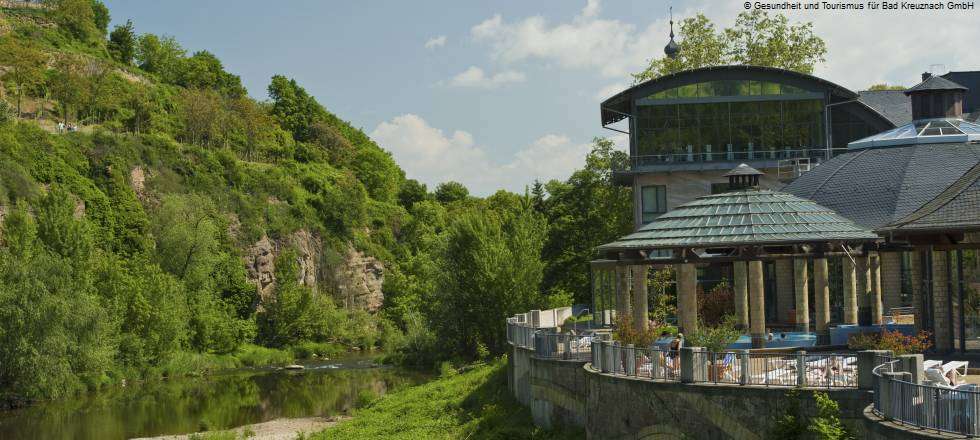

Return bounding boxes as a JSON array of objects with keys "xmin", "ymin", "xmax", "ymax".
[{"xmin": 598, "ymin": 190, "xmax": 879, "ymax": 252}]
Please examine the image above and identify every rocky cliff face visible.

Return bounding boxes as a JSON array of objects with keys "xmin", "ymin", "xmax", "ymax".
[{"xmin": 244, "ymin": 230, "xmax": 384, "ymax": 312}]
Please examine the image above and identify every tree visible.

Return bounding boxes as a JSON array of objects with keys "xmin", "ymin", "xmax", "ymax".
[
  {"xmin": 540, "ymin": 138, "xmax": 632, "ymax": 303},
  {"xmin": 136, "ymin": 34, "xmax": 187, "ymax": 83},
  {"xmin": 90, "ymin": 0, "xmax": 110, "ymax": 37},
  {"xmin": 434, "ymin": 181, "xmax": 469, "ymax": 205},
  {"xmin": 433, "ymin": 207, "xmax": 548, "ymax": 357},
  {"xmin": 48, "ymin": 55, "xmax": 90, "ymax": 123},
  {"xmin": 0, "ymin": 38, "xmax": 47, "ymax": 117},
  {"xmin": 267, "ymin": 75, "xmax": 327, "ymax": 141},
  {"xmin": 633, "ymin": 10, "xmax": 826, "ymax": 82},
  {"xmin": 108, "ymin": 20, "xmax": 137, "ymax": 65},
  {"xmin": 49, "ymin": 0, "xmax": 99, "ymax": 43},
  {"xmin": 398, "ymin": 179, "xmax": 428, "ymax": 210},
  {"xmin": 178, "ymin": 50, "xmax": 246, "ymax": 97},
  {"xmin": 868, "ymin": 83, "xmax": 905, "ymax": 91}
]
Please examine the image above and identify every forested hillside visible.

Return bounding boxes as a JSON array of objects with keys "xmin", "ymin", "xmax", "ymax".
[{"xmin": 0, "ymin": 0, "xmax": 632, "ymax": 406}]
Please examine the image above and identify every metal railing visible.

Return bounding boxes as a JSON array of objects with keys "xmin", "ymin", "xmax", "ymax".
[
  {"xmin": 506, "ymin": 321, "xmax": 536, "ymax": 349},
  {"xmin": 533, "ymin": 332, "xmax": 596, "ymax": 361},
  {"xmin": 622, "ymin": 148, "xmax": 847, "ymax": 170},
  {"xmin": 872, "ymin": 358, "xmax": 980, "ymax": 436},
  {"xmin": 590, "ymin": 342, "xmax": 857, "ymax": 388}
]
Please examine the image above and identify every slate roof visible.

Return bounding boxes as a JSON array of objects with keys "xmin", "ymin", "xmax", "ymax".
[
  {"xmin": 882, "ymin": 162, "xmax": 980, "ymax": 232},
  {"xmin": 597, "ymin": 190, "xmax": 878, "ymax": 252},
  {"xmin": 782, "ymin": 143, "xmax": 980, "ymax": 231},
  {"xmin": 724, "ymin": 163, "xmax": 763, "ymax": 176},
  {"xmin": 905, "ymin": 75, "xmax": 968, "ymax": 94},
  {"xmin": 858, "ymin": 90, "xmax": 913, "ymax": 126}
]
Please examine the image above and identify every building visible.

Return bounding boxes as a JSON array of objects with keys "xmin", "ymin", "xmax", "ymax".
[
  {"xmin": 594, "ymin": 29, "xmax": 980, "ymax": 349},
  {"xmin": 595, "ymin": 56, "xmax": 980, "ymax": 352}
]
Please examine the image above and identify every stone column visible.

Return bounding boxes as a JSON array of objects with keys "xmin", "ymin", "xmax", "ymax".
[
  {"xmin": 733, "ymin": 261, "xmax": 749, "ymax": 331},
  {"xmin": 814, "ymin": 257, "xmax": 831, "ymax": 345},
  {"xmin": 794, "ymin": 259, "xmax": 810, "ymax": 332},
  {"xmin": 749, "ymin": 260, "xmax": 766, "ymax": 348},
  {"xmin": 879, "ymin": 251, "xmax": 903, "ymax": 313},
  {"xmin": 677, "ymin": 263, "xmax": 698, "ymax": 335},
  {"xmin": 843, "ymin": 256, "xmax": 858, "ymax": 325},
  {"xmin": 870, "ymin": 253, "xmax": 884, "ymax": 326},
  {"xmin": 857, "ymin": 255, "xmax": 870, "ymax": 311},
  {"xmin": 615, "ymin": 265, "xmax": 631, "ymax": 325},
  {"xmin": 932, "ymin": 251, "xmax": 952, "ymax": 352},
  {"xmin": 909, "ymin": 251, "xmax": 924, "ymax": 332},
  {"xmin": 631, "ymin": 265, "xmax": 649, "ymax": 332},
  {"xmin": 775, "ymin": 259, "xmax": 794, "ymax": 325}
]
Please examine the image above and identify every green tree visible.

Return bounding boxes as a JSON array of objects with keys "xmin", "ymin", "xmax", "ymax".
[
  {"xmin": 267, "ymin": 75, "xmax": 327, "ymax": 142},
  {"xmin": 433, "ymin": 207, "xmax": 548, "ymax": 357},
  {"xmin": 868, "ymin": 83, "xmax": 905, "ymax": 91},
  {"xmin": 257, "ymin": 249, "xmax": 344, "ymax": 347},
  {"xmin": 540, "ymin": 138, "xmax": 632, "ymax": 303},
  {"xmin": 108, "ymin": 20, "xmax": 137, "ymax": 65},
  {"xmin": 0, "ymin": 38, "xmax": 47, "ymax": 117},
  {"xmin": 634, "ymin": 10, "xmax": 826, "ymax": 82},
  {"xmin": 49, "ymin": 0, "xmax": 100, "ymax": 43},
  {"xmin": 48, "ymin": 55, "xmax": 90, "ymax": 123},
  {"xmin": 178, "ymin": 50, "xmax": 246, "ymax": 97},
  {"xmin": 397, "ymin": 179, "xmax": 428, "ymax": 210},
  {"xmin": 90, "ymin": 0, "xmax": 110, "ymax": 36},
  {"xmin": 434, "ymin": 181, "xmax": 469, "ymax": 205},
  {"xmin": 136, "ymin": 33, "xmax": 187, "ymax": 83}
]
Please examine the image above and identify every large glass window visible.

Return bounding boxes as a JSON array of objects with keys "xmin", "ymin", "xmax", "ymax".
[
  {"xmin": 633, "ymin": 98, "xmax": 825, "ymax": 162},
  {"xmin": 641, "ymin": 185, "xmax": 667, "ymax": 223},
  {"xmin": 645, "ymin": 80, "xmax": 810, "ymax": 100}
]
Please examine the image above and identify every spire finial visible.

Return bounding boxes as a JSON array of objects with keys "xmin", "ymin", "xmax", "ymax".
[{"xmin": 664, "ymin": 6, "xmax": 680, "ymax": 59}]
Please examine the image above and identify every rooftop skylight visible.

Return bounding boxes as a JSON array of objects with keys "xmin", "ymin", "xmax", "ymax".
[{"xmin": 848, "ymin": 118, "xmax": 980, "ymax": 149}]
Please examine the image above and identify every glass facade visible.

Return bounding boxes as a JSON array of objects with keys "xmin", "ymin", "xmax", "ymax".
[
  {"xmin": 634, "ymin": 98, "xmax": 825, "ymax": 162},
  {"xmin": 643, "ymin": 80, "xmax": 809, "ymax": 100}
]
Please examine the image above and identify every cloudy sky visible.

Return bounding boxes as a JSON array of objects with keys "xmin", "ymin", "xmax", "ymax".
[{"xmin": 103, "ymin": 0, "xmax": 980, "ymax": 195}]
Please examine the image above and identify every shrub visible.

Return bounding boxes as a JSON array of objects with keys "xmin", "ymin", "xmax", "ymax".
[
  {"xmin": 698, "ymin": 280, "xmax": 734, "ymax": 326},
  {"xmin": 612, "ymin": 314, "xmax": 659, "ymax": 347},
  {"xmin": 847, "ymin": 330, "xmax": 931, "ymax": 356},
  {"xmin": 686, "ymin": 315, "xmax": 740, "ymax": 352}
]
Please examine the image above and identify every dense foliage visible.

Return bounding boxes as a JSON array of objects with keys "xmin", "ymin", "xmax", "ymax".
[{"xmin": 0, "ymin": 0, "xmax": 639, "ymax": 404}]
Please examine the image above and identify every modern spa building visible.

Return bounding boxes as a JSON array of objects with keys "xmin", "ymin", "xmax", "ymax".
[{"xmin": 597, "ymin": 44, "xmax": 980, "ymax": 351}]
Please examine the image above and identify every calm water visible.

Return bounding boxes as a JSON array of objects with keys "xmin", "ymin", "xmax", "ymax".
[{"xmin": 0, "ymin": 355, "xmax": 428, "ymax": 440}]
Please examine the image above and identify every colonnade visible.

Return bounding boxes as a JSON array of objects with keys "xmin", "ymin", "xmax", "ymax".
[{"xmin": 609, "ymin": 252, "xmax": 888, "ymax": 349}]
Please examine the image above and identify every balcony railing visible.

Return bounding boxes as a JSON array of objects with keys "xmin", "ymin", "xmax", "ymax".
[{"xmin": 620, "ymin": 147, "xmax": 849, "ymax": 171}]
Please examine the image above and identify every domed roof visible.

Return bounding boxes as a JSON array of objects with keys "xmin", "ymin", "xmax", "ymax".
[
  {"xmin": 597, "ymin": 189, "xmax": 878, "ymax": 252},
  {"xmin": 664, "ymin": 38, "xmax": 679, "ymax": 58}
]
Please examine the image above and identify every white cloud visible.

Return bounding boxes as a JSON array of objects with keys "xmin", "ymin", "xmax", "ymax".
[
  {"xmin": 470, "ymin": 1, "xmax": 664, "ymax": 79},
  {"xmin": 595, "ymin": 82, "xmax": 626, "ymax": 101},
  {"xmin": 469, "ymin": 0, "xmax": 980, "ymax": 89},
  {"xmin": 370, "ymin": 114, "xmax": 595, "ymax": 195},
  {"xmin": 447, "ymin": 66, "xmax": 526, "ymax": 88},
  {"xmin": 424, "ymin": 35, "xmax": 446, "ymax": 49}
]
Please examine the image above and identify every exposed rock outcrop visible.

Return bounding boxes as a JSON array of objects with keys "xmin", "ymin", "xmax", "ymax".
[{"xmin": 244, "ymin": 231, "xmax": 384, "ymax": 312}]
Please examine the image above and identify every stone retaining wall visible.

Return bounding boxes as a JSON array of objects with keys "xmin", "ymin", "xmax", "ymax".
[{"xmin": 511, "ymin": 345, "xmax": 944, "ymax": 439}]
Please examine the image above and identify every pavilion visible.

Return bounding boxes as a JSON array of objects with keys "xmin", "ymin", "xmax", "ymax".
[{"xmin": 593, "ymin": 164, "xmax": 879, "ymax": 348}]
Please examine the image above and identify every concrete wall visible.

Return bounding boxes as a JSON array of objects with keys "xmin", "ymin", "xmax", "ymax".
[{"xmin": 510, "ymin": 345, "xmax": 945, "ymax": 439}]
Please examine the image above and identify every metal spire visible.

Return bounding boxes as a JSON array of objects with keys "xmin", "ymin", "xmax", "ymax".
[{"xmin": 664, "ymin": 6, "xmax": 680, "ymax": 59}]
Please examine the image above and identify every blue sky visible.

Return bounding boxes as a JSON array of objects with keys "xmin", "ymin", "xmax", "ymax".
[{"xmin": 103, "ymin": 0, "xmax": 980, "ymax": 195}]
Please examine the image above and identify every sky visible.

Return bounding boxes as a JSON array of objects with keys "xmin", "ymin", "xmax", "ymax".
[{"xmin": 102, "ymin": 0, "xmax": 980, "ymax": 195}]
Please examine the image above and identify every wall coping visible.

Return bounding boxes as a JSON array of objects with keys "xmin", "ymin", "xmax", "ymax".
[{"xmin": 862, "ymin": 404, "xmax": 972, "ymax": 439}]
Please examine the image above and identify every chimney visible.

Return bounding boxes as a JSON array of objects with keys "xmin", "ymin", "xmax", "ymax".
[{"xmin": 905, "ymin": 75, "xmax": 968, "ymax": 120}]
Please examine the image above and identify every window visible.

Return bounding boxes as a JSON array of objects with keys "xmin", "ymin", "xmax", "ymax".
[
  {"xmin": 641, "ymin": 185, "xmax": 667, "ymax": 223},
  {"xmin": 710, "ymin": 183, "xmax": 729, "ymax": 194}
]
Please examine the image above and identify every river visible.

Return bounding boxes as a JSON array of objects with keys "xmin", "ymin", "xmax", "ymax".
[{"xmin": 0, "ymin": 355, "xmax": 428, "ymax": 440}]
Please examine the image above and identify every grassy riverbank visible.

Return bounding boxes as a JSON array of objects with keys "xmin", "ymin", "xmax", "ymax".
[{"xmin": 312, "ymin": 357, "xmax": 583, "ymax": 440}]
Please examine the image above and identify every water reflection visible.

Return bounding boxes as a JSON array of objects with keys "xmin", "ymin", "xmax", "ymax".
[{"xmin": 0, "ymin": 356, "xmax": 427, "ymax": 440}]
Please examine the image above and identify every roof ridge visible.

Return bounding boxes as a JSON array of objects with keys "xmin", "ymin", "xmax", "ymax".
[{"xmin": 886, "ymin": 161, "xmax": 980, "ymax": 229}]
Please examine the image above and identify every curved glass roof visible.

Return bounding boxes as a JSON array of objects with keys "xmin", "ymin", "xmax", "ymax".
[{"xmin": 848, "ymin": 118, "xmax": 980, "ymax": 150}]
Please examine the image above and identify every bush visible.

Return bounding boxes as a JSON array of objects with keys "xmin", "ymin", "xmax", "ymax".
[
  {"xmin": 847, "ymin": 330, "xmax": 931, "ymax": 355},
  {"xmin": 612, "ymin": 314, "xmax": 659, "ymax": 347},
  {"xmin": 686, "ymin": 316, "xmax": 740, "ymax": 352},
  {"xmin": 698, "ymin": 280, "xmax": 734, "ymax": 327}
]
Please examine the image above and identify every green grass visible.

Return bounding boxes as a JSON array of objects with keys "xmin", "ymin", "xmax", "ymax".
[{"xmin": 311, "ymin": 357, "xmax": 584, "ymax": 440}]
